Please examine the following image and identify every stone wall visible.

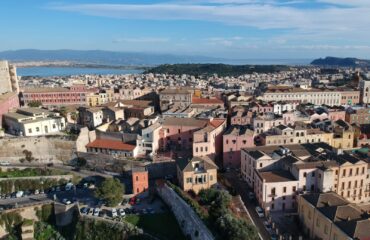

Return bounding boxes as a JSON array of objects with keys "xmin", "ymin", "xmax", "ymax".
[
  {"xmin": 0, "ymin": 135, "xmax": 76, "ymax": 163},
  {"xmin": 157, "ymin": 184, "xmax": 214, "ymax": 240}
]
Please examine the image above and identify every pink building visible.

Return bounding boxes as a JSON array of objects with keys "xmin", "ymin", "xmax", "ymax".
[
  {"xmin": 159, "ymin": 117, "xmax": 207, "ymax": 151},
  {"xmin": 21, "ymin": 84, "xmax": 92, "ymax": 106},
  {"xmin": 230, "ymin": 106, "xmax": 253, "ymax": 126},
  {"xmin": 193, "ymin": 119, "xmax": 226, "ymax": 161},
  {"xmin": 223, "ymin": 126, "xmax": 255, "ymax": 168},
  {"xmin": 0, "ymin": 92, "xmax": 20, "ymax": 126},
  {"xmin": 327, "ymin": 109, "xmax": 346, "ymax": 122}
]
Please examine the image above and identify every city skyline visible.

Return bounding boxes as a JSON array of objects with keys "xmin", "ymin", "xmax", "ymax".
[{"xmin": 1, "ymin": 0, "xmax": 370, "ymax": 59}]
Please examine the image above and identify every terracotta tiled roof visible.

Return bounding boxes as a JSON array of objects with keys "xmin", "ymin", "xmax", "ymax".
[
  {"xmin": 86, "ymin": 139, "xmax": 135, "ymax": 151},
  {"xmin": 192, "ymin": 97, "xmax": 223, "ymax": 105},
  {"xmin": 209, "ymin": 119, "xmax": 225, "ymax": 128}
]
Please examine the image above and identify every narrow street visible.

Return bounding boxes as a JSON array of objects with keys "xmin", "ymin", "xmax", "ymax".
[{"xmin": 221, "ymin": 170, "xmax": 271, "ymax": 240}]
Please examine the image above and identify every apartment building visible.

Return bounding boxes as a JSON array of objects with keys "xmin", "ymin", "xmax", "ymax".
[
  {"xmin": 298, "ymin": 192, "xmax": 370, "ymax": 240},
  {"xmin": 192, "ymin": 118, "xmax": 226, "ymax": 161},
  {"xmin": 346, "ymin": 107, "xmax": 370, "ymax": 125},
  {"xmin": 176, "ymin": 156, "xmax": 218, "ymax": 193},
  {"xmin": 260, "ymin": 87, "xmax": 359, "ymax": 106},
  {"xmin": 159, "ymin": 88, "xmax": 192, "ymax": 112},
  {"xmin": 21, "ymin": 84, "xmax": 89, "ymax": 106},
  {"xmin": 223, "ymin": 125, "xmax": 255, "ymax": 168},
  {"xmin": 261, "ymin": 124, "xmax": 333, "ymax": 146},
  {"xmin": 86, "ymin": 89, "xmax": 115, "ymax": 107},
  {"xmin": 159, "ymin": 117, "xmax": 208, "ymax": 151},
  {"xmin": 77, "ymin": 106, "xmax": 104, "ymax": 129},
  {"xmin": 3, "ymin": 108, "xmax": 66, "ymax": 136},
  {"xmin": 253, "ymin": 113, "xmax": 284, "ymax": 134},
  {"xmin": 230, "ymin": 106, "xmax": 253, "ymax": 126},
  {"xmin": 241, "ymin": 143, "xmax": 370, "ymax": 212}
]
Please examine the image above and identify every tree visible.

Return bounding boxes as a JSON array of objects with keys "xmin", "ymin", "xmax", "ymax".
[
  {"xmin": 198, "ymin": 188, "xmax": 218, "ymax": 205},
  {"xmin": 28, "ymin": 100, "xmax": 42, "ymax": 107},
  {"xmin": 75, "ymin": 157, "xmax": 87, "ymax": 168},
  {"xmin": 95, "ymin": 178, "xmax": 124, "ymax": 207}
]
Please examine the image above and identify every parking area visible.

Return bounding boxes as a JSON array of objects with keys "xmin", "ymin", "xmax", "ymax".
[{"xmin": 78, "ymin": 194, "xmax": 168, "ymax": 220}]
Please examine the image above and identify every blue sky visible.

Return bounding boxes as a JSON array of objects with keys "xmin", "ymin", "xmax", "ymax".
[{"xmin": 1, "ymin": 0, "xmax": 370, "ymax": 59}]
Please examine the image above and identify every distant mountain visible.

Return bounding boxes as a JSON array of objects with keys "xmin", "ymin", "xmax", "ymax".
[
  {"xmin": 311, "ymin": 57, "xmax": 370, "ymax": 67},
  {"xmin": 0, "ymin": 49, "xmax": 228, "ymax": 66},
  {"xmin": 0, "ymin": 49, "xmax": 312, "ymax": 66},
  {"xmin": 144, "ymin": 64, "xmax": 290, "ymax": 77}
]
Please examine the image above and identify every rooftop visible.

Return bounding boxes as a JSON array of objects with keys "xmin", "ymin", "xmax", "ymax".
[{"xmin": 257, "ymin": 170, "xmax": 297, "ymax": 183}]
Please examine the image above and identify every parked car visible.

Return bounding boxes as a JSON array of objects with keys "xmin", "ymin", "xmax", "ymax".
[
  {"xmin": 248, "ymin": 192, "xmax": 255, "ymax": 200},
  {"xmin": 118, "ymin": 208, "xmax": 125, "ymax": 217},
  {"xmin": 16, "ymin": 191, "xmax": 24, "ymax": 198},
  {"xmin": 263, "ymin": 221, "xmax": 272, "ymax": 232},
  {"xmin": 88, "ymin": 208, "xmax": 94, "ymax": 215},
  {"xmin": 65, "ymin": 183, "xmax": 74, "ymax": 191},
  {"xmin": 270, "ymin": 233, "xmax": 278, "ymax": 240},
  {"xmin": 62, "ymin": 198, "xmax": 72, "ymax": 205},
  {"xmin": 255, "ymin": 206, "xmax": 264, "ymax": 218},
  {"xmin": 93, "ymin": 208, "xmax": 100, "ymax": 216},
  {"xmin": 0, "ymin": 161, "xmax": 10, "ymax": 166},
  {"xmin": 129, "ymin": 197, "xmax": 137, "ymax": 205},
  {"xmin": 80, "ymin": 207, "xmax": 89, "ymax": 214},
  {"xmin": 111, "ymin": 208, "xmax": 118, "ymax": 217},
  {"xmin": 34, "ymin": 189, "xmax": 40, "ymax": 195}
]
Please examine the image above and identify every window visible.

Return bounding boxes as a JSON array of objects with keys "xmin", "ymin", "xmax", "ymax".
[
  {"xmin": 343, "ymin": 169, "xmax": 346, "ymax": 177},
  {"xmin": 28, "ymin": 129, "xmax": 32, "ymax": 134},
  {"xmin": 36, "ymin": 127, "xmax": 40, "ymax": 132},
  {"xmin": 271, "ymin": 188, "xmax": 276, "ymax": 195},
  {"xmin": 178, "ymin": 129, "xmax": 181, "ymax": 134},
  {"xmin": 186, "ymin": 177, "xmax": 192, "ymax": 183},
  {"xmin": 311, "ymin": 172, "xmax": 315, "ymax": 177},
  {"xmin": 210, "ymin": 175, "xmax": 213, "ymax": 181},
  {"xmin": 136, "ymin": 176, "xmax": 139, "ymax": 181},
  {"xmin": 283, "ymin": 187, "xmax": 286, "ymax": 193},
  {"xmin": 324, "ymin": 225, "xmax": 328, "ymax": 234},
  {"xmin": 292, "ymin": 186, "xmax": 296, "ymax": 192},
  {"xmin": 259, "ymin": 163, "xmax": 263, "ymax": 168},
  {"xmin": 303, "ymin": 172, "xmax": 307, "ymax": 178}
]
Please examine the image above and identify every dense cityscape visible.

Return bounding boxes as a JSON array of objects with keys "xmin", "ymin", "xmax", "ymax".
[
  {"xmin": 1, "ymin": 58, "xmax": 370, "ymax": 240},
  {"xmin": 2, "ymin": 0, "xmax": 370, "ymax": 239}
]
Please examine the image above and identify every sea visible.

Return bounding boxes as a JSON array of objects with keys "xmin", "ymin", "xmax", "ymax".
[{"xmin": 17, "ymin": 67, "xmax": 143, "ymax": 77}]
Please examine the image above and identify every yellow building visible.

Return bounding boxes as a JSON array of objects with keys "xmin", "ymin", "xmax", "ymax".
[
  {"xmin": 176, "ymin": 156, "xmax": 218, "ymax": 193},
  {"xmin": 298, "ymin": 192, "xmax": 370, "ymax": 240},
  {"xmin": 86, "ymin": 89, "xmax": 115, "ymax": 107},
  {"xmin": 263, "ymin": 120, "xmax": 354, "ymax": 150}
]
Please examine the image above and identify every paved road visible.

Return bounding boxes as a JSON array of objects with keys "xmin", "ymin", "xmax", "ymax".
[
  {"xmin": 222, "ymin": 170, "xmax": 271, "ymax": 240},
  {"xmin": 0, "ymin": 188, "xmax": 95, "ymax": 209}
]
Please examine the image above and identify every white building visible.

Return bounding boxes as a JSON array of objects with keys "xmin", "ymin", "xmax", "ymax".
[{"xmin": 4, "ymin": 108, "xmax": 66, "ymax": 136}]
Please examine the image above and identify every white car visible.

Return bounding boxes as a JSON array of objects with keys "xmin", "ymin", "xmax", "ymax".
[
  {"xmin": 263, "ymin": 221, "xmax": 272, "ymax": 232},
  {"xmin": 0, "ymin": 161, "xmax": 10, "ymax": 166},
  {"xmin": 94, "ymin": 208, "xmax": 100, "ymax": 216},
  {"xmin": 62, "ymin": 198, "xmax": 71, "ymax": 205},
  {"xmin": 118, "ymin": 208, "xmax": 125, "ymax": 217},
  {"xmin": 255, "ymin": 206, "xmax": 264, "ymax": 218},
  {"xmin": 111, "ymin": 208, "xmax": 118, "ymax": 217}
]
